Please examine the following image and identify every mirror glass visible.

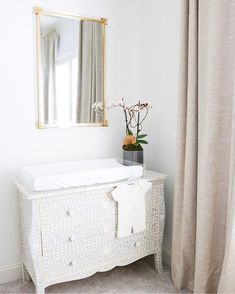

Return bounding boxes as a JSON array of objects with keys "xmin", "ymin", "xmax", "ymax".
[{"xmin": 36, "ymin": 9, "xmax": 107, "ymax": 128}]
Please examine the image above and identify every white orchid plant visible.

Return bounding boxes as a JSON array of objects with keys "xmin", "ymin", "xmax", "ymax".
[{"xmin": 108, "ymin": 98, "xmax": 152, "ymax": 151}]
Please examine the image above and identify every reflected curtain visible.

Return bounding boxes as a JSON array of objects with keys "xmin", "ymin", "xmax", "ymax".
[
  {"xmin": 171, "ymin": 0, "xmax": 235, "ymax": 293},
  {"xmin": 76, "ymin": 20, "xmax": 103, "ymax": 123},
  {"xmin": 41, "ymin": 31, "xmax": 58, "ymax": 124}
]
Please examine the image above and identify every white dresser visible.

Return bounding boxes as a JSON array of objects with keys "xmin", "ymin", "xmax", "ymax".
[{"xmin": 15, "ymin": 170, "xmax": 166, "ymax": 294}]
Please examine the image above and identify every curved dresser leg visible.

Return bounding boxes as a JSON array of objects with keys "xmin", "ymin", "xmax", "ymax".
[
  {"xmin": 154, "ymin": 250, "xmax": 163, "ymax": 273},
  {"xmin": 35, "ymin": 284, "xmax": 45, "ymax": 294},
  {"xmin": 22, "ymin": 264, "xmax": 31, "ymax": 283}
]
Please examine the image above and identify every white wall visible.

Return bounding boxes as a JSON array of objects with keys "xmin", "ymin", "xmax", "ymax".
[
  {"xmin": 0, "ymin": 0, "xmax": 181, "ymax": 283},
  {"xmin": 0, "ymin": 0, "xmax": 141, "ymax": 283},
  {"xmin": 139, "ymin": 0, "xmax": 181, "ymax": 259}
]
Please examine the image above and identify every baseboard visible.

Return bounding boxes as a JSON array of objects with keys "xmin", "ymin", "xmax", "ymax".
[
  {"xmin": 162, "ymin": 247, "xmax": 171, "ymax": 266},
  {"xmin": 0, "ymin": 263, "xmax": 22, "ymax": 284}
]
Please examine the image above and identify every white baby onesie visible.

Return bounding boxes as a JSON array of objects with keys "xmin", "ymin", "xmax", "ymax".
[{"xmin": 112, "ymin": 180, "xmax": 152, "ymax": 238}]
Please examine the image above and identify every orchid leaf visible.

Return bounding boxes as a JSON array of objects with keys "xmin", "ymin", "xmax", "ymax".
[
  {"xmin": 137, "ymin": 134, "xmax": 148, "ymax": 139},
  {"xmin": 137, "ymin": 139, "xmax": 148, "ymax": 144}
]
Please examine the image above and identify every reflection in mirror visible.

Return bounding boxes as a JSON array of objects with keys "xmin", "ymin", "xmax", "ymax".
[{"xmin": 36, "ymin": 9, "xmax": 107, "ymax": 128}]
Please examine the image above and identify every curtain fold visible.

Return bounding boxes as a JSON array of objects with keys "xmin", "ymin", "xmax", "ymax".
[
  {"xmin": 76, "ymin": 20, "xmax": 103, "ymax": 123},
  {"xmin": 171, "ymin": 0, "xmax": 198, "ymax": 290},
  {"xmin": 41, "ymin": 31, "xmax": 58, "ymax": 124},
  {"xmin": 217, "ymin": 72, "xmax": 235, "ymax": 293},
  {"xmin": 171, "ymin": 0, "xmax": 235, "ymax": 293}
]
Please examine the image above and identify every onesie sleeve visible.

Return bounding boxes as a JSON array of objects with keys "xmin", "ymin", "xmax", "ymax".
[{"xmin": 111, "ymin": 185, "xmax": 123, "ymax": 202}]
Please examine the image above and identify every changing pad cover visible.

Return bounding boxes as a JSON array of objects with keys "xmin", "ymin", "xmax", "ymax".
[{"xmin": 19, "ymin": 158, "xmax": 144, "ymax": 192}]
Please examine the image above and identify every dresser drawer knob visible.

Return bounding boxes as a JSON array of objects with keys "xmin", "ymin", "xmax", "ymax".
[
  {"xmin": 66, "ymin": 210, "xmax": 73, "ymax": 216},
  {"xmin": 69, "ymin": 260, "xmax": 76, "ymax": 266},
  {"xmin": 68, "ymin": 235, "xmax": 75, "ymax": 242},
  {"xmin": 134, "ymin": 241, "xmax": 142, "ymax": 248}
]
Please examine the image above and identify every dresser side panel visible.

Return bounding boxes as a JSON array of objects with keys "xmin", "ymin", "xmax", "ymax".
[{"xmin": 18, "ymin": 194, "xmax": 44, "ymax": 287}]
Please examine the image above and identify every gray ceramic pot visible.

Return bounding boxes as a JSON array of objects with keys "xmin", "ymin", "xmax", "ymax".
[{"xmin": 123, "ymin": 150, "xmax": 144, "ymax": 165}]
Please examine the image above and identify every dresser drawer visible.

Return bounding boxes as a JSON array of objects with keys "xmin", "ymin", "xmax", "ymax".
[
  {"xmin": 40, "ymin": 191, "xmax": 115, "ymax": 231},
  {"xmin": 44, "ymin": 228, "xmax": 158, "ymax": 281},
  {"xmin": 42, "ymin": 218, "xmax": 115, "ymax": 255},
  {"xmin": 40, "ymin": 191, "xmax": 161, "ymax": 232},
  {"xmin": 41, "ymin": 199, "xmax": 161, "ymax": 254},
  {"xmin": 42, "ymin": 207, "xmax": 160, "ymax": 256}
]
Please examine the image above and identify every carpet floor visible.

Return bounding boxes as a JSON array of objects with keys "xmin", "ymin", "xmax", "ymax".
[{"xmin": 0, "ymin": 257, "xmax": 190, "ymax": 293}]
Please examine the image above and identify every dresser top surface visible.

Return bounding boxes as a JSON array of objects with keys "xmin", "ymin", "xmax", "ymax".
[{"xmin": 14, "ymin": 169, "xmax": 167, "ymax": 200}]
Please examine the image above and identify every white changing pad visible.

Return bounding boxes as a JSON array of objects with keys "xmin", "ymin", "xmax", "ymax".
[{"xmin": 19, "ymin": 158, "xmax": 144, "ymax": 192}]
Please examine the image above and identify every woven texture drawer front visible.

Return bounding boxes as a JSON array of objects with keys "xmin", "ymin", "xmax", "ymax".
[
  {"xmin": 42, "ymin": 207, "xmax": 159, "ymax": 255},
  {"xmin": 41, "ymin": 183, "xmax": 163, "ymax": 255},
  {"xmin": 40, "ymin": 184, "xmax": 161, "ymax": 231},
  {"xmin": 40, "ymin": 191, "xmax": 114, "ymax": 231},
  {"xmin": 42, "ymin": 218, "xmax": 115, "ymax": 255},
  {"xmin": 44, "ymin": 228, "xmax": 158, "ymax": 281}
]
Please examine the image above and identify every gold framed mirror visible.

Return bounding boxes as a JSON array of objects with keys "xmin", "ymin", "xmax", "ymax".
[{"xmin": 35, "ymin": 7, "xmax": 108, "ymax": 128}]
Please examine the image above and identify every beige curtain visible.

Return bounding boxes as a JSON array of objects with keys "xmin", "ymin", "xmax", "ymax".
[
  {"xmin": 171, "ymin": 0, "xmax": 235, "ymax": 293},
  {"xmin": 76, "ymin": 20, "xmax": 103, "ymax": 123},
  {"xmin": 41, "ymin": 31, "xmax": 58, "ymax": 124}
]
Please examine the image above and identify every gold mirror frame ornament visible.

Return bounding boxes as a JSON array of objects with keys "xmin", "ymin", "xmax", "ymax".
[{"xmin": 35, "ymin": 7, "xmax": 108, "ymax": 129}]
